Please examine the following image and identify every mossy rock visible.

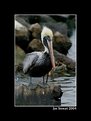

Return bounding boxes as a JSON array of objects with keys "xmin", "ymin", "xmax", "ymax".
[{"xmin": 15, "ymin": 45, "xmax": 25, "ymax": 66}]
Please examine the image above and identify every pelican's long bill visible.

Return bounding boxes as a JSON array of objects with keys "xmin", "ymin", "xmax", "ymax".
[{"xmin": 47, "ymin": 40, "xmax": 55, "ymax": 69}]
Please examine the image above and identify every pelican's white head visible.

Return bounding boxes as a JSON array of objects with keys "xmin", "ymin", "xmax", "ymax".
[{"xmin": 41, "ymin": 26, "xmax": 53, "ymax": 42}]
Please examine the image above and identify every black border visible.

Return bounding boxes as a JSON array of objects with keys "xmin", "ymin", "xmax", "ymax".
[{"xmin": 2, "ymin": 9, "xmax": 81, "ymax": 114}]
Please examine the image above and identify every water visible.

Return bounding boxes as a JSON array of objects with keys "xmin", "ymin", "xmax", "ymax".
[
  {"xmin": 15, "ymin": 74, "xmax": 76, "ymax": 107},
  {"xmin": 54, "ymin": 77, "xmax": 76, "ymax": 106}
]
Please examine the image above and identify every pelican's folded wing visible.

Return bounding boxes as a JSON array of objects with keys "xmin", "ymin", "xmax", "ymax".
[{"xmin": 23, "ymin": 53, "xmax": 38, "ymax": 73}]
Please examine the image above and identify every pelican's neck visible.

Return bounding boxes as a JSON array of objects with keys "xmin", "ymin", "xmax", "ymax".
[{"xmin": 43, "ymin": 43, "xmax": 49, "ymax": 53}]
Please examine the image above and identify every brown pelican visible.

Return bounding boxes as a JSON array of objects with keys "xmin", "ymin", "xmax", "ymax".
[{"xmin": 23, "ymin": 26, "xmax": 55, "ymax": 86}]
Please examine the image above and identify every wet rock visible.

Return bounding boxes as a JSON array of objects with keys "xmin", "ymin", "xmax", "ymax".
[
  {"xmin": 15, "ymin": 83, "xmax": 62, "ymax": 105},
  {"xmin": 52, "ymin": 85, "xmax": 63, "ymax": 101},
  {"xmin": 53, "ymin": 31, "xmax": 72, "ymax": 55}
]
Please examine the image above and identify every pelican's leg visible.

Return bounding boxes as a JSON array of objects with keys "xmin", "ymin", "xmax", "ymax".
[
  {"xmin": 44, "ymin": 74, "xmax": 50, "ymax": 87},
  {"xmin": 38, "ymin": 75, "xmax": 49, "ymax": 88},
  {"xmin": 46, "ymin": 74, "xmax": 49, "ymax": 83},
  {"xmin": 42, "ymin": 74, "xmax": 49, "ymax": 87}
]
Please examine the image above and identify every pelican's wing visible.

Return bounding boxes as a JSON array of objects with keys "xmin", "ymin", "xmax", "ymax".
[{"xmin": 23, "ymin": 52, "xmax": 39, "ymax": 73}]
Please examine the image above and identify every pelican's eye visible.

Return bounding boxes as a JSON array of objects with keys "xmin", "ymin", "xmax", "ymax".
[{"xmin": 43, "ymin": 36, "xmax": 51, "ymax": 41}]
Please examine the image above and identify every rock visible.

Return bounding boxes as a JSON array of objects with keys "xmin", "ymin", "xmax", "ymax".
[
  {"xmin": 15, "ymin": 83, "xmax": 62, "ymax": 105},
  {"xmin": 15, "ymin": 15, "xmax": 31, "ymax": 28},
  {"xmin": 15, "ymin": 20, "xmax": 42, "ymax": 50},
  {"xmin": 27, "ymin": 39, "xmax": 44, "ymax": 51},
  {"xmin": 52, "ymin": 85, "xmax": 63, "ymax": 101},
  {"xmin": 16, "ymin": 15, "xmax": 40, "ymax": 25},
  {"xmin": 16, "ymin": 15, "xmax": 56, "ymax": 24},
  {"xmin": 50, "ymin": 64, "xmax": 67, "ymax": 78},
  {"xmin": 38, "ymin": 15, "xmax": 56, "ymax": 23},
  {"xmin": 15, "ymin": 15, "xmax": 67, "ymax": 36},
  {"xmin": 55, "ymin": 64, "xmax": 67, "ymax": 73},
  {"xmin": 50, "ymin": 15, "xmax": 69, "ymax": 22},
  {"xmin": 40, "ymin": 22, "xmax": 68, "ymax": 36},
  {"xmin": 28, "ymin": 16, "xmax": 40, "ymax": 24},
  {"xmin": 15, "ymin": 20, "xmax": 29, "ymax": 38},
  {"xmin": 53, "ymin": 31, "xmax": 72, "ymax": 55},
  {"xmin": 15, "ymin": 21, "xmax": 42, "ymax": 53},
  {"xmin": 15, "ymin": 63, "xmax": 24, "ymax": 74},
  {"xmin": 15, "ymin": 14, "xmax": 76, "ymax": 38},
  {"xmin": 15, "ymin": 15, "xmax": 74, "ymax": 59},
  {"xmin": 16, "ymin": 35, "xmax": 32, "ymax": 53},
  {"xmin": 15, "ymin": 16, "xmax": 71, "ymax": 55},
  {"xmin": 15, "ymin": 20, "xmax": 32, "ymax": 53},
  {"xmin": 54, "ymin": 49, "xmax": 75, "ymax": 71},
  {"xmin": 15, "ymin": 45, "xmax": 25, "ymax": 66},
  {"xmin": 50, "ymin": 15, "xmax": 76, "ymax": 37},
  {"xmin": 28, "ymin": 23, "xmax": 41, "ymax": 38}
]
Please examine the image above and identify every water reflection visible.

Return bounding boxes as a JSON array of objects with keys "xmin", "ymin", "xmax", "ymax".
[{"xmin": 51, "ymin": 77, "xmax": 76, "ymax": 106}]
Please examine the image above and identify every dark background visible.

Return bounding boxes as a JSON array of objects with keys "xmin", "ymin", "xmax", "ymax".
[{"xmin": 0, "ymin": 4, "xmax": 83, "ymax": 117}]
